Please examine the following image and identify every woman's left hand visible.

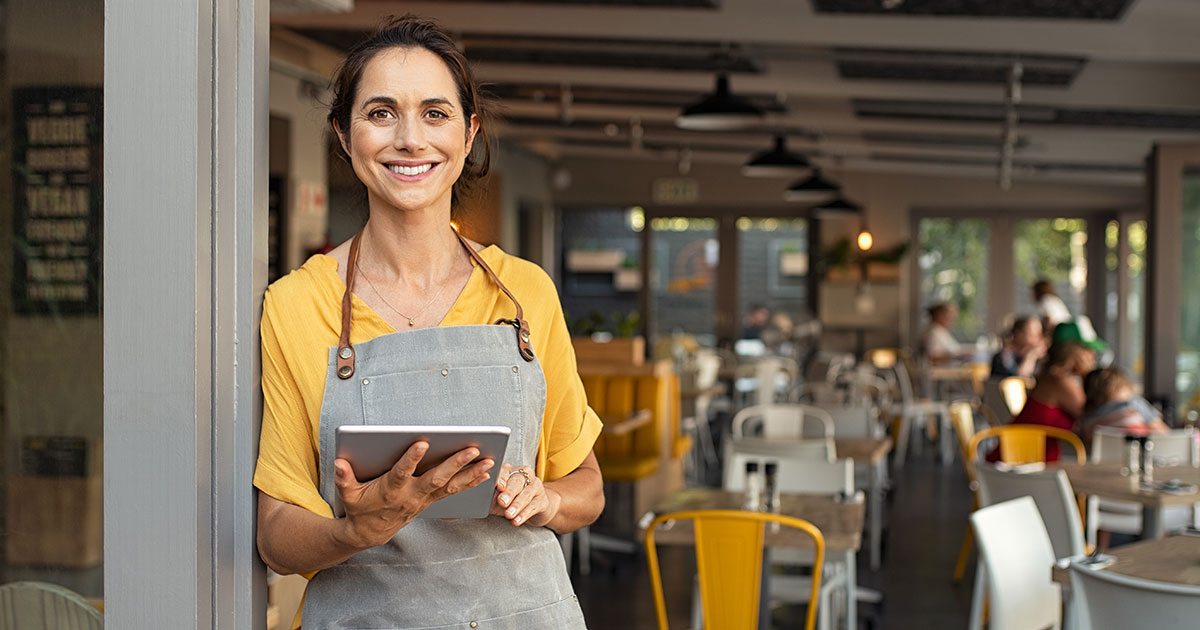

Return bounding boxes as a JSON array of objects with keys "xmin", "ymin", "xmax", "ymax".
[{"xmin": 492, "ymin": 463, "xmax": 561, "ymax": 527}]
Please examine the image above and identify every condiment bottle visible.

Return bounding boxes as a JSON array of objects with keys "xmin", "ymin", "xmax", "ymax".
[
  {"xmin": 743, "ymin": 461, "xmax": 762, "ymax": 511},
  {"xmin": 1140, "ymin": 437, "xmax": 1154, "ymax": 482},
  {"xmin": 764, "ymin": 462, "xmax": 780, "ymax": 513},
  {"xmin": 1124, "ymin": 435, "xmax": 1140, "ymax": 477}
]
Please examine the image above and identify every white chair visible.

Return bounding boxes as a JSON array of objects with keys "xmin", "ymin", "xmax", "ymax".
[
  {"xmin": 0, "ymin": 581, "xmax": 103, "ymax": 630},
  {"xmin": 722, "ymin": 452, "xmax": 855, "ymax": 630},
  {"xmin": 682, "ymin": 349, "xmax": 723, "ymax": 477},
  {"xmin": 809, "ymin": 403, "xmax": 883, "ymax": 440},
  {"xmin": 725, "ymin": 436, "xmax": 836, "ymax": 465},
  {"xmin": 974, "ymin": 463, "xmax": 1086, "ymax": 560},
  {"xmin": 1069, "ymin": 560, "xmax": 1200, "ymax": 630},
  {"xmin": 982, "ymin": 378, "xmax": 1015, "ymax": 423},
  {"xmin": 969, "ymin": 497, "xmax": 1062, "ymax": 630},
  {"xmin": 1087, "ymin": 428, "xmax": 1195, "ymax": 546},
  {"xmin": 877, "ymin": 352, "xmax": 951, "ymax": 466},
  {"xmin": 731, "ymin": 403, "xmax": 835, "ymax": 441}
]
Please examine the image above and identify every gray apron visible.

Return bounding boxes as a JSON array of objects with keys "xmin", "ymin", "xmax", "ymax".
[{"xmin": 303, "ymin": 231, "xmax": 587, "ymax": 630}]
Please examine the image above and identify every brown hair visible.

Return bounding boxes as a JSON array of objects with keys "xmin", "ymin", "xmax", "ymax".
[
  {"xmin": 326, "ymin": 14, "xmax": 492, "ymax": 209},
  {"xmin": 1083, "ymin": 367, "xmax": 1132, "ymax": 414},
  {"xmin": 1040, "ymin": 341, "xmax": 1090, "ymax": 377},
  {"xmin": 1033, "ymin": 279, "xmax": 1056, "ymax": 299},
  {"xmin": 927, "ymin": 302, "xmax": 953, "ymax": 320},
  {"xmin": 1010, "ymin": 315, "xmax": 1037, "ymax": 337}
]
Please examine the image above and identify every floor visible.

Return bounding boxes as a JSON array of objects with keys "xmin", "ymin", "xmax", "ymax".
[{"xmin": 573, "ymin": 445, "xmax": 979, "ymax": 629}]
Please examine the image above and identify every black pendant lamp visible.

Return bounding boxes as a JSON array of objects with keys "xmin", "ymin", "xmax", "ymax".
[
  {"xmin": 741, "ymin": 135, "xmax": 811, "ymax": 178},
  {"xmin": 811, "ymin": 196, "xmax": 863, "ymax": 217},
  {"xmin": 783, "ymin": 169, "xmax": 840, "ymax": 202},
  {"xmin": 675, "ymin": 74, "xmax": 765, "ymax": 131}
]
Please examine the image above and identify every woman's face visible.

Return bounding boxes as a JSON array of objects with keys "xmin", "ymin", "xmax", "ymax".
[
  {"xmin": 338, "ymin": 46, "xmax": 479, "ymax": 215},
  {"xmin": 1014, "ymin": 319, "xmax": 1043, "ymax": 349}
]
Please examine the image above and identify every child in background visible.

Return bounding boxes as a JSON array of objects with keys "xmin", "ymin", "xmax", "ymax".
[{"xmin": 1081, "ymin": 367, "xmax": 1169, "ymax": 445}]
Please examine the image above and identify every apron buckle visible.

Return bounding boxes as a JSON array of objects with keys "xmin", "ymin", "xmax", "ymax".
[{"xmin": 495, "ymin": 318, "xmax": 536, "ymax": 363}]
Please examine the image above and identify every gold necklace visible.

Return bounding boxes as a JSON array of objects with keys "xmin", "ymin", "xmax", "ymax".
[{"xmin": 355, "ymin": 258, "xmax": 451, "ymax": 327}]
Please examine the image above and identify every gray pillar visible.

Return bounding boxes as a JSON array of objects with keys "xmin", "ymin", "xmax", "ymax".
[{"xmin": 104, "ymin": 0, "xmax": 267, "ymax": 628}]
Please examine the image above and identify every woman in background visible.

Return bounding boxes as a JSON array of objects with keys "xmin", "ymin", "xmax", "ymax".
[
  {"xmin": 1010, "ymin": 342, "xmax": 1095, "ymax": 461},
  {"xmin": 990, "ymin": 316, "xmax": 1046, "ymax": 378}
]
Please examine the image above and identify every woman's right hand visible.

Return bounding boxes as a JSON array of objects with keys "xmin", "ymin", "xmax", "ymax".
[{"xmin": 333, "ymin": 441, "xmax": 494, "ymax": 549}]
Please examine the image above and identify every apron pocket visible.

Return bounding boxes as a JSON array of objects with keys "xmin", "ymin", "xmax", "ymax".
[{"xmin": 359, "ymin": 365, "xmax": 524, "ymax": 466}]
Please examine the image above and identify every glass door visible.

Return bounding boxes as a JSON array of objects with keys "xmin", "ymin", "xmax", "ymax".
[
  {"xmin": 2, "ymin": 0, "xmax": 105, "ymax": 602},
  {"xmin": 917, "ymin": 218, "xmax": 990, "ymax": 341}
]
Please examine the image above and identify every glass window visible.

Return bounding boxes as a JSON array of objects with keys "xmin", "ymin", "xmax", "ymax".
[
  {"xmin": 651, "ymin": 217, "xmax": 718, "ymax": 346},
  {"xmin": 557, "ymin": 207, "xmax": 642, "ymax": 338},
  {"xmin": 736, "ymin": 217, "xmax": 808, "ymax": 330},
  {"xmin": 918, "ymin": 218, "xmax": 989, "ymax": 340},
  {"xmin": 1179, "ymin": 169, "xmax": 1200, "ymax": 416},
  {"xmin": 1013, "ymin": 218, "xmax": 1088, "ymax": 321},
  {"xmin": 1, "ymin": 0, "xmax": 105, "ymax": 603}
]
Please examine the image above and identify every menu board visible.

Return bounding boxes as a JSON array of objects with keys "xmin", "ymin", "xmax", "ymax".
[{"xmin": 11, "ymin": 87, "xmax": 103, "ymax": 315}]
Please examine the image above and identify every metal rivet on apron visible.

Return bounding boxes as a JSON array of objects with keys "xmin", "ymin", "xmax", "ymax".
[
  {"xmin": 520, "ymin": 330, "xmax": 531, "ymax": 343},
  {"xmin": 441, "ymin": 368, "xmax": 449, "ymax": 376},
  {"xmin": 337, "ymin": 366, "xmax": 351, "ymax": 377},
  {"xmin": 362, "ymin": 378, "xmax": 370, "ymax": 385},
  {"xmin": 512, "ymin": 366, "xmax": 519, "ymax": 373},
  {"xmin": 338, "ymin": 347, "xmax": 352, "ymax": 360},
  {"xmin": 469, "ymin": 623, "xmax": 478, "ymax": 629}
]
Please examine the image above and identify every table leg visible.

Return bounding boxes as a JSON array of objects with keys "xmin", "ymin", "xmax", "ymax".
[
  {"xmin": 845, "ymin": 549, "xmax": 857, "ymax": 630},
  {"xmin": 939, "ymin": 409, "xmax": 954, "ymax": 467},
  {"xmin": 759, "ymin": 548, "xmax": 771, "ymax": 630},
  {"xmin": 870, "ymin": 460, "xmax": 883, "ymax": 571},
  {"xmin": 1142, "ymin": 505, "xmax": 1166, "ymax": 540}
]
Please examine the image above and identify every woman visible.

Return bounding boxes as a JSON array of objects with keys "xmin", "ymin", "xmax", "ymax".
[
  {"xmin": 1010, "ymin": 341, "xmax": 1096, "ymax": 462},
  {"xmin": 990, "ymin": 316, "xmax": 1045, "ymax": 378},
  {"xmin": 920, "ymin": 302, "xmax": 968, "ymax": 364},
  {"xmin": 254, "ymin": 16, "xmax": 602, "ymax": 629}
]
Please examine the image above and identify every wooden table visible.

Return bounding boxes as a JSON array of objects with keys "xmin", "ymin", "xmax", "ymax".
[
  {"xmin": 1056, "ymin": 463, "xmax": 1200, "ymax": 539},
  {"xmin": 646, "ymin": 488, "xmax": 866, "ymax": 630},
  {"xmin": 836, "ymin": 437, "xmax": 893, "ymax": 571},
  {"xmin": 1052, "ymin": 534, "xmax": 1200, "ymax": 586}
]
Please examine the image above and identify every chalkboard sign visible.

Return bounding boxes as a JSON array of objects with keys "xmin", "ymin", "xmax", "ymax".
[{"xmin": 11, "ymin": 87, "xmax": 103, "ymax": 315}]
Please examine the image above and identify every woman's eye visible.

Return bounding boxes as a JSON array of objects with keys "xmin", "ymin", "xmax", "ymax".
[
  {"xmin": 426, "ymin": 110, "xmax": 448, "ymax": 120},
  {"xmin": 369, "ymin": 109, "xmax": 393, "ymax": 120}
]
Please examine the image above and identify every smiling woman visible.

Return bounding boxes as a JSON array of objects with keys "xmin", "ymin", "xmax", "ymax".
[{"xmin": 253, "ymin": 15, "xmax": 603, "ymax": 630}]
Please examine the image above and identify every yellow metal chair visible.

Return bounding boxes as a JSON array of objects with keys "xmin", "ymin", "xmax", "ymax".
[
  {"xmin": 948, "ymin": 400, "xmax": 981, "ymax": 583},
  {"xmin": 967, "ymin": 425, "xmax": 1086, "ymax": 465},
  {"xmin": 998, "ymin": 376, "xmax": 1030, "ymax": 416},
  {"xmin": 645, "ymin": 510, "xmax": 826, "ymax": 630}
]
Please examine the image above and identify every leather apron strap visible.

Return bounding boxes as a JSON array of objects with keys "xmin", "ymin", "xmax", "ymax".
[{"xmin": 336, "ymin": 229, "xmax": 535, "ymax": 380}]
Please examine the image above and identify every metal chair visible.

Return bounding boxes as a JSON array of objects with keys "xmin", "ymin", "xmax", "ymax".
[
  {"xmin": 969, "ymin": 497, "xmax": 1063, "ymax": 630},
  {"xmin": 0, "ymin": 581, "xmax": 103, "ymax": 630},
  {"xmin": 999, "ymin": 376, "xmax": 1029, "ymax": 416},
  {"xmin": 645, "ymin": 510, "xmax": 826, "ymax": 630},
  {"xmin": 1086, "ymin": 428, "xmax": 1196, "ymax": 546},
  {"xmin": 731, "ymin": 403, "xmax": 835, "ymax": 441},
  {"xmin": 968, "ymin": 424, "xmax": 1086, "ymax": 465},
  {"xmin": 1069, "ymin": 559, "xmax": 1200, "ymax": 630}
]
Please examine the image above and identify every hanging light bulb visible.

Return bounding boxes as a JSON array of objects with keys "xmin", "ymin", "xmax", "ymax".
[{"xmin": 857, "ymin": 227, "xmax": 874, "ymax": 251}]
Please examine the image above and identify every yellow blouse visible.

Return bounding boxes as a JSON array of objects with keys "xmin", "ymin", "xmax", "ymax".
[{"xmin": 253, "ymin": 246, "xmax": 602, "ymax": 519}]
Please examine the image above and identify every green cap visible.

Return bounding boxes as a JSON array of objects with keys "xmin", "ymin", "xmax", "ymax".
[{"xmin": 1052, "ymin": 318, "xmax": 1108, "ymax": 354}]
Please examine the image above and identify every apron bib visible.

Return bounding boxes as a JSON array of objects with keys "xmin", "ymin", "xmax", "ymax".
[{"xmin": 303, "ymin": 231, "xmax": 586, "ymax": 630}]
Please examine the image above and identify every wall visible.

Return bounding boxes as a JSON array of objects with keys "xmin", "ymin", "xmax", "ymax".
[
  {"xmin": 556, "ymin": 154, "xmax": 1143, "ymax": 350},
  {"xmin": 269, "ymin": 68, "xmax": 329, "ymax": 271}
]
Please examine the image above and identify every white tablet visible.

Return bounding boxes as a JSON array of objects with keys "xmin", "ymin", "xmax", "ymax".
[{"xmin": 334, "ymin": 424, "xmax": 511, "ymax": 519}]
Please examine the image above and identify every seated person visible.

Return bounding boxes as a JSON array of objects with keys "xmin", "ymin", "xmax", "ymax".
[
  {"xmin": 741, "ymin": 304, "xmax": 770, "ymax": 340},
  {"xmin": 1010, "ymin": 342, "xmax": 1096, "ymax": 462},
  {"xmin": 1080, "ymin": 367, "xmax": 1168, "ymax": 445},
  {"xmin": 1033, "ymin": 279, "xmax": 1072, "ymax": 331},
  {"xmin": 990, "ymin": 315, "xmax": 1046, "ymax": 378},
  {"xmin": 920, "ymin": 302, "xmax": 971, "ymax": 364}
]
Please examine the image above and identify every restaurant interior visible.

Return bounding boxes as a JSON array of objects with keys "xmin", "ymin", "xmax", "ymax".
[{"xmin": 4, "ymin": 0, "xmax": 1200, "ymax": 628}]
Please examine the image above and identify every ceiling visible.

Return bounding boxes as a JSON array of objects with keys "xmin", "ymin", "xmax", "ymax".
[{"xmin": 270, "ymin": 0, "xmax": 1200, "ymax": 185}]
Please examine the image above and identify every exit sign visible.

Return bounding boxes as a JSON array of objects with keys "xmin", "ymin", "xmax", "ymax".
[{"xmin": 651, "ymin": 178, "xmax": 699, "ymax": 204}]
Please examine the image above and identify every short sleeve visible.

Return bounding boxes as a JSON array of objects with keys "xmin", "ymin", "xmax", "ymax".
[
  {"xmin": 532, "ymin": 275, "xmax": 602, "ymax": 482},
  {"xmin": 254, "ymin": 290, "xmax": 333, "ymax": 518}
]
